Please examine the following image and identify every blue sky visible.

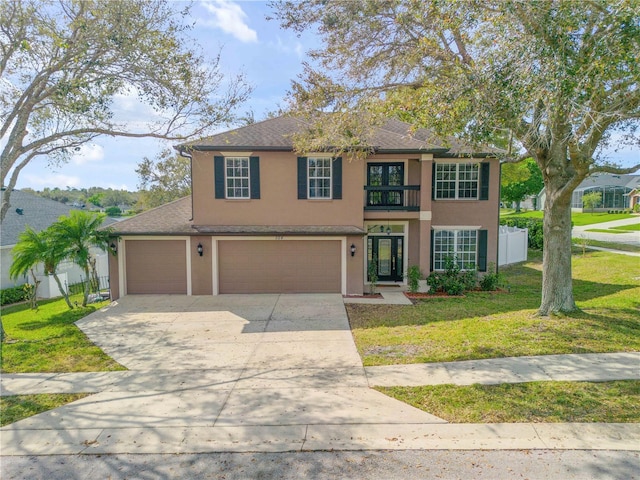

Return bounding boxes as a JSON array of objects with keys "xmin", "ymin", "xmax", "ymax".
[{"xmin": 14, "ymin": 0, "xmax": 639, "ymax": 191}]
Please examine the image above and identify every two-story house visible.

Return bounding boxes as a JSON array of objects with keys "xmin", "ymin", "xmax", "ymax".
[{"xmin": 107, "ymin": 116, "xmax": 500, "ymax": 298}]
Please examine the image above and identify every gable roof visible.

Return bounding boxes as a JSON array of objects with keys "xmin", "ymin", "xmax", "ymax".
[
  {"xmin": 1, "ymin": 190, "xmax": 77, "ymax": 247},
  {"xmin": 1, "ymin": 189, "xmax": 118, "ymax": 247},
  {"xmin": 179, "ymin": 115, "xmax": 502, "ymax": 156}
]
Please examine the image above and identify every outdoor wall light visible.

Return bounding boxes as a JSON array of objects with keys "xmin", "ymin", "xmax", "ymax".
[
  {"xmin": 109, "ymin": 242, "xmax": 117, "ymax": 254},
  {"xmin": 350, "ymin": 243, "xmax": 356, "ymax": 257},
  {"xmin": 197, "ymin": 243, "xmax": 204, "ymax": 257}
]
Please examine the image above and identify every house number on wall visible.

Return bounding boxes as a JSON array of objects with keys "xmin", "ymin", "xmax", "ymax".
[{"xmin": 275, "ymin": 236, "xmax": 284, "ymax": 240}]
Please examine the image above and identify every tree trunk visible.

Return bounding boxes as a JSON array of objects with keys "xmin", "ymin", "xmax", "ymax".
[
  {"xmin": 52, "ymin": 273, "xmax": 73, "ymax": 309},
  {"xmin": 82, "ymin": 266, "xmax": 91, "ymax": 307},
  {"xmin": 515, "ymin": 200, "xmax": 521, "ymax": 213},
  {"xmin": 539, "ymin": 189, "xmax": 577, "ymax": 315}
]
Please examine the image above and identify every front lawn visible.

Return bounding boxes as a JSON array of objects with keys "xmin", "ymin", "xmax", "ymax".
[
  {"xmin": 1, "ymin": 294, "xmax": 125, "ymax": 373},
  {"xmin": 378, "ymin": 380, "xmax": 640, "ymax": 423},
  {"xmin": 500, "ymin": 209, "xmax": 635, "ymax": 226},
  {"xmin": 347, "ymin": 250, "xmax": 640, "ymax": 366}
]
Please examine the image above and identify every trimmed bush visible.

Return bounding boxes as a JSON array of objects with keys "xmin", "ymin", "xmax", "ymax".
[
  {"xmin": 0, "ymin": 285, "xmax": 29, "ymax": 306},
  {"xmin": 500, "ymin": 217, "xmax": 544, "ymax": 250}
]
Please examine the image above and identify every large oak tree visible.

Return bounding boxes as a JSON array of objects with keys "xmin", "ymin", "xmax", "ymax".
[
  {"xmin": 273, "ymin": 0, "xmax": 640, "ymax": 315},
  {"xmin": 1, "ymin": 0, "xmax": 250, "ymax": 221}
]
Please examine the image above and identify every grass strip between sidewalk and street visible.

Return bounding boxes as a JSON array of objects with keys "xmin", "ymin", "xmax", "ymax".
[
  {"xmin": 571, "ymin": 238, "xmax": 640, "ymax": 253},
  {"xmin": 377, "ymin": 380, "xmax": 640, "ymax": 423},
  {"xmin": 499, "ymin": 210, "xmax": 635, "ymax": 226},
  {"xmin": 347, "ymin": 249, "xmax": 640, "ymax": 366},
  {"xmin": 0, "ymin": 393, "xmax": 91, "ymax": 427}
]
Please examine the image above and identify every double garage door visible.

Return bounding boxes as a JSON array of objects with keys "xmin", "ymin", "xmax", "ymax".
[{"xmin": 124, "ymin": 239, "xmax": 341, "ymax": 295}]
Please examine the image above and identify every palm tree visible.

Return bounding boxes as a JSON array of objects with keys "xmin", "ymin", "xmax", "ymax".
[
  {"xmin": 51, "ymin": 211, "xmax": 110, "ymax": 307},
  {"xmin": 9, "ymin": 226, "xmax": 73, "ymax": 309}
]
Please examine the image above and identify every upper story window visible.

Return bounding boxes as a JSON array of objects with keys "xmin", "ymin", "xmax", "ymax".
[
  {"xmin": 435, "ymin": 163, "xmax": 479, "ymax": 199},
  {"xmin": 308, "ymin": 157, "xmax": 332, "ymax": 199},
  {"xmin": 226, "ymin": 157, "xmax": 250, "ymax": 199}
]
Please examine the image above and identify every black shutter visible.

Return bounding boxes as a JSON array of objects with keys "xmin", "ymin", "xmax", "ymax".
[
  {"xmin": 214, "ymin": 156, "xmax": 225, "ymax": 199},
  {"xmin": 250, "ymin": 156, "xmax": 260, "ymax": 199},
  {"xmin": 431, "ymin": 162, "xmax": 436, "ymax": 200},
  {"xmin": 332, "ymin": 157, "xmax": 342, "ymax": 199},
  {"xmin": 477, "ymin": 229, "xmax": 488, "ymax": 272},
  {"xmin": 430, "ymin": 229, "xmax": 435, "ymax": 272},
  {"xmin": 480, "ymin": 162, "xmax": 490, "ymax": 200},
  {"xmin": 297, "ymin": 157, "xmax": 307, "ymax": 199}
]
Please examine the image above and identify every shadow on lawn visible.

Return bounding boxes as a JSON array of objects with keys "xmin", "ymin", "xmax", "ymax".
[{"xmin": 347, "ymin": 263, "xmax": 639, "ymax": 329}]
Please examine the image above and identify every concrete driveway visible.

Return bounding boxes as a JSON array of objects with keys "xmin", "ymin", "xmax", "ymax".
[{"xmin": 2, "ymin": 294, "xmax": 446, "ymax": 455}]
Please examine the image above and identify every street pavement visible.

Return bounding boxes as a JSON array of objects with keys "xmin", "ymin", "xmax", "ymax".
[
  {"xmin": 572, "ymin": 216, "xmax": 640, "ymax": 246},
  {"xmin": 1, "ymin": 294, "xmax": 638, "ymax": 462}
]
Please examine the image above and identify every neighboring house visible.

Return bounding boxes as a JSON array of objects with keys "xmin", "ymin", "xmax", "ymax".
[
  {"xmin": 0, "ymin": 189, "xmax": 111, "ymax": 291},
  {"xmin": 107, "ymin": 116, "xmax": 501, "ymax": 298},
  {"xmin": 629, "ymin": 189, "xmax": 640, "ymax": 210},
  {"xmin": 536, "ymin": 173, "xmax": 640, "ymax": 211}
]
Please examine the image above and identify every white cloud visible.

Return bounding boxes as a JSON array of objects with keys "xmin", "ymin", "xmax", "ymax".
[
  {"xmin": 71, "ymin": 144, "xmax": 105, "ymax": 166},
  {"xmin": 200, "ymin": 0, "xmax": 258, "ymax": 43},
  {"xmin": 268, "ymin": 36, "xmax": 305, "ymax": 59},
  {"xmin": 22, "ymin": 173, "xmax": 81, "ymax": 189}
]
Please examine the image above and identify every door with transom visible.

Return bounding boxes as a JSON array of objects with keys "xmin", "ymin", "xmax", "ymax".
[{"xmin": 368, "ymin": 235, "xmax": 404, "ymax": 282}]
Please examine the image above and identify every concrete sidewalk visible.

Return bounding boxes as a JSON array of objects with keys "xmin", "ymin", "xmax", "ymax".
[
  {"xmin": 2, "ymin": 295, "xmax": 639, "ymax": 455},
  {"xmin": 572, "ymin": 216, "xmax": 640, "ymax": 246}
]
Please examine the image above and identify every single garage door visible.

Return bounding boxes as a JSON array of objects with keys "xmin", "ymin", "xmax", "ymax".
[
  {"xmin": 125, "ymin": 240, "xmax": 187, "ymax": 294},
  {"xmin": 218, "ymin": 240, "xmax": 341, "ymax": 294}
]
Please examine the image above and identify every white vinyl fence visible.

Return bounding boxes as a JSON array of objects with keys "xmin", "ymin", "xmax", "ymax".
[{"xmin": 498, "ymin": 225, "xmax": 528, "ymax": 266}]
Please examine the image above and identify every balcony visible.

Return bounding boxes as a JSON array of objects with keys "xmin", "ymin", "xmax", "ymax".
[{"xmin": 364, "ymin": 185, "xmax": 420, "ymax": 211}]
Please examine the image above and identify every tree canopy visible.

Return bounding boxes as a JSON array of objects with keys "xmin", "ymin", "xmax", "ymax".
[
  {"xmin": 0, "ymin": 0, "xmax": 251, "ymax": 220},
  {"xmin": 274, "ymin": 0, "xmax": 640, "ymax": 314},
  {"xmin": 501, "ymin": 158, "xmax": 544, "ymax": 211},
  {"xmin": 135, "ymin": 149, "xmax": 191, "ymax": 210}
]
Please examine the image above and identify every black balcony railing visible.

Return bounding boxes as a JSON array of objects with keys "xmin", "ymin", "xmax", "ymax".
[{"xmin": 364, "ymin": 185, "xmax": 421, "ymax": 211}]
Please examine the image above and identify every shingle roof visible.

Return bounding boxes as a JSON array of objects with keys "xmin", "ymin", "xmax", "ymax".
[
  {"xmin": 1, "ymin": 190, "xmax": 76, "ymax": 246},
  {"xmin": 1, "ymin": 190, "xmax": 118, "ymax": 246},
  {"xmin": 180, "ymin": 115, "xmax": 502, "ymax": 155},
  {"xmin": 108, "ymin": 197, "xmax": 365, "ymax": 236},
  {"xmin": 107, "ymin": 197, "xmax": 194, "ymax": 235},
  {"xmin": 192, "ymin": 225, "xmax": 365, "ymax": 236}
]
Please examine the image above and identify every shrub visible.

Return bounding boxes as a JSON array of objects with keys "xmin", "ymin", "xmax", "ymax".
[
  {"xmin": 480, "ymin": 263, "xmax": 504, "ymax": 291},
  {"xmin": 500, "ymin": 217, "xmax": 544, "ymax": 250},
  {"xmin": 0, "ymin": 285, "xmax": 29, "ymax": 306},
  {"xmin": 634, "ymin": 204, "xmax": 640, "ymax": 213},
  {"xmin": 367, "ymin": 255, "xmax": 378, "ymax": 294},
  {"xmin": 426, "ymin": 256, "xmax": 477, "ymax": 296},
  {"xmin": 406, "ymin": 265, "xmax": 422, "ymax": 293}
]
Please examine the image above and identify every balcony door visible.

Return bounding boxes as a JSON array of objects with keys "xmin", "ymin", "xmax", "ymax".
[
  {"xmin": 367, "ymin": 163, "xmax": 404, "ymax": 207},
  {"xmin": 368, "ymin": 236, "xmax": 404, "ymax": 282}
]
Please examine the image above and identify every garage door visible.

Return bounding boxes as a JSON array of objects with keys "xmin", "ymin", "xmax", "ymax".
[
  {"xmin": 218, "ymin": 240, "xmax": 341, "ymax": 294},
  {"xmin": 125, "ymin": 240, "xmax": 187, "ymax": 294}
]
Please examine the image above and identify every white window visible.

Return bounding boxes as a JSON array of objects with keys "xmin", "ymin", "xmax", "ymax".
[
  {"xmin": 308, "ymin": 157, "xmax": 332, "ymax": 199},
  {"xmin": 435, "ymin": 163, "xmax": 479, "ymax": 199},
  {"xmin": 433, "ymin": 229, "xmax": 477, "ymax": 270},
  {"xmin": 226, "ymin": 157, "xmax": 250, "ymax": 199}
]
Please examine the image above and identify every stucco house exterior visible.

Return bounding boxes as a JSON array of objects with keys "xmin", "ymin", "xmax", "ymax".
[{"xmin": 107, "ymin": 116, "xmax": 501, "ymax": 298}]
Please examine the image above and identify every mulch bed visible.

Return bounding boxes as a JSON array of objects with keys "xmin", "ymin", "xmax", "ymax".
[{"xmin": 343, "ymin": 293, "xmax": 384, "ymax": 298}]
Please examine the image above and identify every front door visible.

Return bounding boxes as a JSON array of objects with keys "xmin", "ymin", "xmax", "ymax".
[
  {"xmin": 367, "ymin": 163, "xmax": 404, "ymax": 207},
  {"xmin": 368, "ymin": 236, "xmax": 403, "ymax": 282}
]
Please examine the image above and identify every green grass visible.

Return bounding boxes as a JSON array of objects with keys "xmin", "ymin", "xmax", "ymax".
[
  {"xmin": 500, "ymin": 209, "xmax": 635, "ymax": 226},
  {"xmin": 0, "ymin": 393, "xmax": 91, "ymax": 427},
  {"xmin": 1, "ymin": 294, "xmax": 125, "ymax": 373},
  {"xmin": 585, "ymin": 228, "xmax": 628, "ymax": 234},
  {"xmin": 347, "ymin": 250, "xmax": 640, "ymax": 366},
  {"xmin": 608, "ymin": 223, "xmax": 640, "ymax": 232},
  {"xmin": 572, "ymin": 238, "xmax": 640, "ymax": 253},
  {"xmin": 377, "ymin": 380, "xmax": 640, "ymax": 423}
]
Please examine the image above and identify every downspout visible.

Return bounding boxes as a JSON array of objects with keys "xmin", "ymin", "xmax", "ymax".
[{"xmin": 178, "ymin": 146, "xmax": 194, "ymax": 221}]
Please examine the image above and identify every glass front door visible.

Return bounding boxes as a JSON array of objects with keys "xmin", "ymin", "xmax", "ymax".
[{"xmin": 368, "ymin": 235, "xmax": 403, "ymax": 282}]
